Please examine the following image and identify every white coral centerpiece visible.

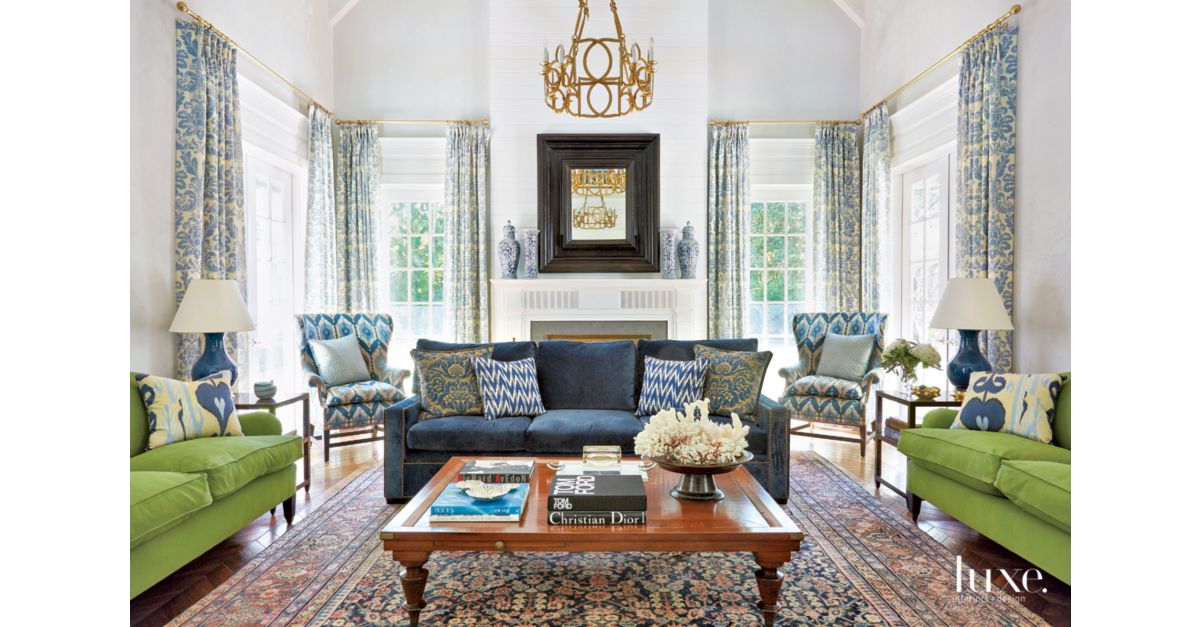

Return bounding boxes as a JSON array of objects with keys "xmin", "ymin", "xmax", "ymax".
[{"xmin": 634, "ymin": 399, "xmax": 750, "ymax": 465}]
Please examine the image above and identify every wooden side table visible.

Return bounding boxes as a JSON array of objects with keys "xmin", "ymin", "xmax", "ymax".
[
  {"xmin": 235, "ymin": 392, "xmax": 312, "ymax": 493},
  {"xmin": 873, "ymin": 390, "xmax": 960, "ymax": 497}
]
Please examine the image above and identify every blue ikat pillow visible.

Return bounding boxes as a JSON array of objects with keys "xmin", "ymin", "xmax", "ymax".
[
  {"xmin": 472, "ymin": 357, "xmax": 546, "ymax": 420},
  {"xmin": 635, "ymin": 356, "xmax": 709, "ymax": 416}
]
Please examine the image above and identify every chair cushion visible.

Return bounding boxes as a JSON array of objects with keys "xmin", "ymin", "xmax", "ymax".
[
  {"xmin": 635, "ymin": 356, "xmax": 708, "ymax": 416},
  {"xmin": 130, "ymin": 471, "xmax": 212, "ymax": 548},
  {"xmin": 536, "ymin": 341, "xmax": 636, "ymax": 410},
  {"xmin": 995, "ymin": 460, "xmax": 1071, "ymax": 532},
  {"xmin": 784, "ymin": 375, "xmax": 863, "ymax": 400},
  {"xmin": 407, "ymin": 416, "xmax": 533, "ymax": 452},
  {"xmin": 133, "ymin": 371, "xmax": 242, "ymax": 450},
  {"xmin": 525, "ymin": 409, "xmax": 643, "ymax": 453},
  {"xmin": 309, "ymin": 334, "xmax": 372, "ymax": 386},
  {"xmin": 898, "ymin": 428, "xmax": 1071, "ymax": 496},
  {"xmin": 473, "ymin": 357, "xmax": 546, "ymax": 420},
  {"xmin": 814, "ymin": 332, "xmax": 875, "ymax": 381},
  {"xmin": 325, "ymin": 380, "xmax": 406, "ymax": 407},
  {"xmin": 635, "ymin": 338, "xmax": 757, "ymax": 399},
  {"xmin": 411, "ymin": 346, "xmax": 493, "ymax": 417},
  {"xmin": 129, "ymin": 435, "xmax": 302, "ymax": 500},
  {"xmin": 951, "ymin": 372, "xmax": 1064, "ymax": 443},
  {"xmin": 693, "ymin": 346, "xmax": 772, "ymax": 420}
]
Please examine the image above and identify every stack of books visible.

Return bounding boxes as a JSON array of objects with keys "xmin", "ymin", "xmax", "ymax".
[
  {"xmin": 456, "ymin": 459, "xmax": 534, "ymax": 483},
  {"xmin": 429, "ymin": 459, "xmax": 535, "ymax": 522},
  {"xmin": 547, "ymin": 473, "xmax": 647, "ymax": 525}
]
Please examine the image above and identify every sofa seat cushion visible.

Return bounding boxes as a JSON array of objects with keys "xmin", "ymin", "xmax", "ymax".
[
  {"xmin": 995, "ymin": 460, "xmax": 1071, "ymax": 532},
  {"xmin": 699, "ymin": 415, "xmax": 768, "ymax": 455},
  {"xmin": 407, "ymin": 415, "xmax": 533, "ymax": 452},
  {"xmin": 325, "ymin": 380, "xmax": 406, "ymax": 407},
  {"xmin": 525, "ymin": 409, "xmax": 643, "ymax": 453},
  {"xmin": 784, "ymin": 375, "xmax": 863, "ymax": 400},
  {"xmin": 130, "ymin": 471, "xmax": 212, "ymax": 549},
  {"xmin": 897, "ymin": 428, "xmax": 1071, "ymax": 496},
  {"xmin": 130, "ymin": 435, "xmax": 302, "ymax": 500},
  {"xmin": 537, "ymin": 341, "xmax": 636, "ymax": 410}
]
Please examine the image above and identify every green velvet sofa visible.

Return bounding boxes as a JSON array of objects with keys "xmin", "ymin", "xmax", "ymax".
[
  {"xmin": 129, "ymin": 374, "xmax": 303, "ymax": 598},
  {"xmin": 897, "ymin": 373, "xmax": 1071, "ymax": 584}
]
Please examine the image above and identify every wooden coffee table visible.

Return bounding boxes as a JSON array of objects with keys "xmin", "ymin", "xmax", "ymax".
[{"xmin": 380, "ymin": 456, "xmax": 804, "ymax": 626}]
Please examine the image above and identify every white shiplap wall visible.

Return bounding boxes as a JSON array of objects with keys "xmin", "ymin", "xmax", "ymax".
[{"xmin": 488, "ymin": 0, "xmax": 710, "ymax": 283}]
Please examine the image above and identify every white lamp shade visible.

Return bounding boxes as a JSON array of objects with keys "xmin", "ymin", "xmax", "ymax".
[
  {"xmin": 169, "ymin": 279, "xmax": 256, "ymax": 333},
  {"xmin": 929, "ymin": 277, "xmax": 1013, "ymax": 331}
]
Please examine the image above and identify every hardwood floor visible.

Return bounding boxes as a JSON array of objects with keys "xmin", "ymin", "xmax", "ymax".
[{"xmin": 130, "ymin": 427, "xmax": 1070, "ymax": 626}]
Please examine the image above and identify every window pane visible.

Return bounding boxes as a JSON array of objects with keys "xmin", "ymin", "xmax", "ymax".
[
  {"xmin": 411, "ymin": 236, "xmax": 429, "ymax": 268},
  {"xmin": 750, "ymin": 236, "xmax": 764, "ymax": 268},
  {"xmin": 412, "ymin": 271, "xmax": 430, "ymax": 302},
  {"xmin": 391, "ymin": 306, "xmax": 409, "ymax": 336},
  {"xmin": 411, "ymin": 203, "xmax": 429, "ymax": 234},
  {"xmin": 391, "ymin": 202, "xmax": 410, "ymax": 233},
  {"xmin": 750, "ymin": 202, "xmax": 764, "ymax": 234},
  {"xmin": 432, "ymin": 270, "xmax": 444, "ymax": 302},
  {"xmin": 749, "ymin": 270, "xmax": 764, "ymax": 301},
  {"xmin": 767, "ymin": 304, "xmax": 785, "ymax": 335},
  {"xmin": 747, "ymin": 303, "xmax": 764, "ymax": 335},
  {"xmin": 766, "ymin": 271, "xmax": 784, "ymax": 301},
  {"xmin": 391, "ymin": 236, "xmax": 408, "ymax": 268},
  {"xmin": 766, "ymin": 202, "xmax": 785, "ymax": 233},
  {"xmin": 787, "ymin": 202, "xmax": 805, "ymax": 234},
  {"xmin": 765, "ymin": 236, "xmax": 785, "ymax": 268},
  {"xmin": 786, "ymin": 236, "xmax": 803, "ymax": 267},
  {"xmin": 911, "ymin": 181, "xmax": 926, "ymax": 221},
  {"xmin": 788, "ymin": 269, "xmax": 805, "ymax": 302},
  {"xmin": 430, "ymin": 304, "xmax": 445, "ymax": 336},
  {"xmin": 431, "ymin": 202, "xmax": 445, "ymax": 234},
  {"xmin": 432, "ymin": 236, "xmax": 445, "ymax": 269},
  {"xmin": 412, "ymin": 305, "xmax": 429, "ymax": 336},
  {"xmin": 390, "ymin": 271, "xmax": 408, "ymax": 303}
]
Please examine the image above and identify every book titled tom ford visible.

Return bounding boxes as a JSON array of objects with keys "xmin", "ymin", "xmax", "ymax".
[
  {"xmin": 548, "ymin": 474, "xmax": 647, "ymax": 512},
  {"xmin": 548, "ymin": 510, "xmax": 647, "ymax": 525},
  {"xmin": 457, "ymin": 459, "xmax": 535, "ymax": 484}
]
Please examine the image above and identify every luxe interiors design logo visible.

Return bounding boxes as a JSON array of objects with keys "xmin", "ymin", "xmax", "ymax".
[{"xmin": 955, "ymin": 556, "xmax": 1047, "ymax": 603}]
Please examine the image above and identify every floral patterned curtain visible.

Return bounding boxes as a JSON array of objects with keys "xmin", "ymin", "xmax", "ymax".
[
  {"xmin": 173, "ymin": 20, "xmax": 246, "ymax": 379},
  {"xmin": 304, "ymin": 105, "xmax": 337, "ymax": 312},
  {"xmin": 957, "ymin": 24, "xmax": 1018, "ymax": 372},
  {"xmin": 445, "ymin": 122, "xmax": 491, "ymax": 343},
  {"xmin": 861, "ymin": 107, "xmax": 891, "ymax": 313},
  {"xmin": 334, "ymin": 124, "xmax": 381, "ymax": 312},
  {"xmin": 706, "ymin": 123, "xmax": 749, "ymax": 339},
  {"xmin": 813, "ymin": 123, "xmax": 862, "ymax": 312}
]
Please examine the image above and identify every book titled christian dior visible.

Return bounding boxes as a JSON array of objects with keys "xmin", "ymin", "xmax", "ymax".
[{"xmin": 547, "ymin": 474, "xmax": 647, "ymax": 525}]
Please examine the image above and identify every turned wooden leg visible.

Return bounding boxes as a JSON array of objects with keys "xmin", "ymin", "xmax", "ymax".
[
  {"xmin": 400, "ymin": 557, "xmax": 430, "ymax": 627},
  {"xmin": 282, "ymin": 496, "xmax": 295, "ymax": 525},
  {"xmin": 859, "ymin": 421, "xmax": 867, "ymax": 457},
  {"xmin": 907, "ymin": 493, "xmax": 922, "ymax": 522},
  {"xmin": 324, "ymin": 428, "xmax": 331, "ymax": 463},
  {"xmin": 753, "ymin": 554, "xmax": 787, "ymax": 627},
  {"xmin": 270, "ymin": 506, "xmax": 276, "ymax": 516}
]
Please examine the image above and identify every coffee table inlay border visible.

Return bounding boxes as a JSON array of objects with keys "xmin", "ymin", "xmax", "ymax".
[{"xmin": 380, "ymin": 456, "xmax": 803, "ymax": 626}]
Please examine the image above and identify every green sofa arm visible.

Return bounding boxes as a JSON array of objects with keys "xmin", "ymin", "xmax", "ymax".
[
  {"xmin": 240, "ymin": 411, "xmax": 283, "ymax": 436},
  {"xmin": 920, "ymin": 408, "xmax": 959, "ymax": 430}
]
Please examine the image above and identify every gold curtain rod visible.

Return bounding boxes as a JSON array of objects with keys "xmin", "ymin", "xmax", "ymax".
[
  {"xmin": 712, "ymin": 4, "xmax": 1021, "ymax": 128},
  {"xmin": 335, "ymin": 119, "xmax": 490, "ymax": 126},
  {"xmin": 860, "ymin": 4, "xmax": 1021, "ymax": 117},
  {"xmin": 175, "ymin": 2, "xmax": 333, "ymax": 117}
]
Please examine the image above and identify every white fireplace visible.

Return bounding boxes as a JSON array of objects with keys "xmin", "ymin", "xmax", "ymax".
[{"xmin": 490, "ymin": 279, "xmax": 708, "ymax": 342}]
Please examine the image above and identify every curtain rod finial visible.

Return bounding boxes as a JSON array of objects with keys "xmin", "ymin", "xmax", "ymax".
[
  {"xmin": 177, "ymin": 2, "xmax": 189, "ymax": 12},
  {"xmin": 1011, "ymin": 4, "xmax": 1021, "ymax": 14}
]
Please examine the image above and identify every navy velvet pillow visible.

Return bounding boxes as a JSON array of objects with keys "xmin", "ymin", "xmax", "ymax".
[
  {"xmin": 536, "ymin": 341, "xmax": 636, "ymax": 410},
  {"xmin": 635, "ymin": 338, "xmax": 758, "ymax": 400},
  {"xmin": 411, "ymin": 340, "xmax": 537, "ymax": 394}
]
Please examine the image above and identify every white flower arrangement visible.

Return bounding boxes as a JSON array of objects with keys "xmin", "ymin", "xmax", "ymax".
[
  {"xmin": 880, "ymin": 338, "xmax": 942, "ymax": 383},
  {"xmin": 633, "ymin": 399, "xmax": 750, "ymax": 465}
]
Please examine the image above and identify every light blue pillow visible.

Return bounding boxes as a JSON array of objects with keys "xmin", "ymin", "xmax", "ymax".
[
  {"xmin": 815, "ymin": 333, "xmax": 875, "ymax": 381},
  {"xmin": 636, "ymin": 356, "xmax": 709, "ymax": 416},
  {"xmin": 309, "ymin": 334, "xmax": 371, "ymax": 386},
  {"xmin": 473, "ymin": 357, "xmax": 546, "ymax": 420}
]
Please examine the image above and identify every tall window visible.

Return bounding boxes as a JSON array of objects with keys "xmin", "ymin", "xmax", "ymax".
[
  {"xmin": 385, "ymin": 200, "xmax": 447, "ymax": 365},
  {"xmin": 747, "ymin": 196, "xmax": 813, "ymax": 397},
  {"xmin": 895, "ymin": 152, "xmax": 954, "ymax": 387}
]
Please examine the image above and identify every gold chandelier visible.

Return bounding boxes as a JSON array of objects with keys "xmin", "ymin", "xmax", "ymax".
[
  {"xmin": 571, "ymin": 169, "xmax": 626, "ymax": 229},
  {"xmin": 542, "ymin": 1, "xmax": 655, "ymax": 118}
]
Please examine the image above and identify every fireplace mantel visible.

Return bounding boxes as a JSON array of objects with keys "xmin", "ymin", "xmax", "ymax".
[{"xmin": 490, "ymin": 279, "xmax": 708, "ymax": 342}]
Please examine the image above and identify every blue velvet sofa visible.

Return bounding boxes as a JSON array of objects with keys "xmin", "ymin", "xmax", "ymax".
[{"xmin": 384, "ymin": 338, "xmax": 791, "ymax": 503}]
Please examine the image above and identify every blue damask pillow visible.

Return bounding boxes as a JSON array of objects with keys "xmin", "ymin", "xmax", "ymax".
[
  {"xmin": 635, "ymin": 356, "xmax": 709, "ymax": 416},
  {"xmin": 472, "ymin": 357, "xmax": 547, "ymax": 420}
]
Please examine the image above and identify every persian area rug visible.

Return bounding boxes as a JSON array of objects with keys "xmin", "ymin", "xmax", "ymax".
[{"xmin": 170, "ymin": 453, "xmax": 1046, "ymax": 626}]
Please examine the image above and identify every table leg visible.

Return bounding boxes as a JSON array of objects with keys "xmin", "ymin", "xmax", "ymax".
[
  {"xmin": 753, "ymin": 553, "xmax": 787, "ymax": 627},
  {"xmin": 302, "ymin": 396, "xmax": 312, "ymax": 493},
  {"xmin": 400, "ymin": 555, "xmax": 430, "ymax": 627},
  {"xmin": 873, "ymin": 394, "xmax": 884, "ymax": 489}
]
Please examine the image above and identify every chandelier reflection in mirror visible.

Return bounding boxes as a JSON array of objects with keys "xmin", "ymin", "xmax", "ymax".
[
  {"xmin": 542, "ymin": 1, "xmax": 655, "ymax": 118},
  {"xmin": 571, "ymin": 168, "xmax": 626, "ymax": 230}
]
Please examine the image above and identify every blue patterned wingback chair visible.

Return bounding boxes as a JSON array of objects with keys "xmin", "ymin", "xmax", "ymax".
[
  {"xmin": 778, "ymin": 312, "xmax": 888, "ymax": 457},
  {"xmin": 296, "ymin": 313, "xmax": 411, "ymax": 461}
]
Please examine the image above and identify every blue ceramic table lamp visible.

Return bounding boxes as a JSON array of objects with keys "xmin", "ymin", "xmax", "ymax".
[
  {"xmin": 929, "ymin": 277, "xmax": 1014, "ymax": 391},
  {"xmin": 169, "ymin": 279, "xmax": 256, "ymax": 384}
]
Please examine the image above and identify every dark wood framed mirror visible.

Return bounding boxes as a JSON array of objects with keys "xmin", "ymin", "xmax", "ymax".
[{"xmin": 536, "ymin": 134, "xmax": 660, "ymax": 272}]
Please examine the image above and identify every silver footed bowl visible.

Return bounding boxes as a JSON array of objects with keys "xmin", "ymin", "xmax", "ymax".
[
  {"xmin": 648, "ymin": 451, "xmax": 753, "ymax": 502},
  {"xmin": 648, "ymin": 451, "xmax": 754, "ymax": 475}
]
